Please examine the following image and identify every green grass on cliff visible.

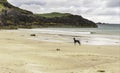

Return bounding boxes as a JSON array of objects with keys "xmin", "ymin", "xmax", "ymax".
[
  {"xmin": 0, "ymin": 4, "xmax": 5, "ymax": 12},
  {"xmin": 35, "ymin": 12, "xmax": 71, "ymax": 18},
  {"xmin": 0, "ymin": 0, "xmax": 8, "ymax": 12},
  {"xmin": 0, "ymin": 4, "xmax": 4, "ymax": 8},
  {"xmin": 0, "ymin": 0, "xmax": 7, "ymax": 2}
]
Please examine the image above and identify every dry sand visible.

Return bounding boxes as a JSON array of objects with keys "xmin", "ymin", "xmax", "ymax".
[{"xmin": 0, "ymin": 30, "xmax": 120, "ymax": 73}]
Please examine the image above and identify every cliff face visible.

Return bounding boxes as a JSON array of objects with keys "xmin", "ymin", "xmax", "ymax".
[
  {"xmin": 0, "ymin": 0, "xmax": 97, "ymax": 29},
  {"xmin": 0, "ymin": 0, "xmax": 33, "ymax": 27}
]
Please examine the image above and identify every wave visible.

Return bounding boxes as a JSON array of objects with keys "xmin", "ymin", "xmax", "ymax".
[
  {"xmin": 18, "ymin": 28, "xmax": 120, "ymax": 45},
  {"xmin": 31, "ymin": 29, "xmax": 90, "ymax": 34}
]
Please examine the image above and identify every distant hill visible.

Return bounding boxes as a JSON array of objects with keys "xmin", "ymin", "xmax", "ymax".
[
  {"xmin": 35, "ymin": 12, "xmax": 97, "ymax": 28},
  {"xmin": 0, "ymin": 0, "xmax": 97, "ymax": 29}
]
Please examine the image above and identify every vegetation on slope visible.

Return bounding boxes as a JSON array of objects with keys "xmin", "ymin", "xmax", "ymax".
[
  {"xmin": 0, "ymin": 0, "xmax": 97, "ymax": 29},
  {"xmin": 35, "ymin": 12, "xmax": 72, "ymax": 18}
]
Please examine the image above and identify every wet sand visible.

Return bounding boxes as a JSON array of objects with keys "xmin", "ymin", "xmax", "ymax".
[{"xmin": 0, "ymin": 30, "xmax": 120, "ymax": 73}]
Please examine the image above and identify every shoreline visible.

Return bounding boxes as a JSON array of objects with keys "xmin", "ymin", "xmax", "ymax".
[{"xmin": 19, "ymin": 28, "xmax": 120, "ymax": 45}]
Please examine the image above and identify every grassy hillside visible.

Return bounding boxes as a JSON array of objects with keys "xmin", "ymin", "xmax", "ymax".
[
  {"xmin": 0, "ymin": 1, "xmax": 5, "ymax": 12},
  {"xmin": 35, "ymin": 12, "xmax": 72, "ymax": 18},
  {"xmin": 0, "ymin": 0, "xmax": 7, "ymax": 2},
  {"xmin": 0, "ymin": 0, "xmax": 7, "ymax": 3},
  {"xmin": 0, "ymin": 4, "xmax": 4, "ymax": 9},
  {"xmin": 0, "ymin": 0, "xmax": 97, "ymax": 29}
]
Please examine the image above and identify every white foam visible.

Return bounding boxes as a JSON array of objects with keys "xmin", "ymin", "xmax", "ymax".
[
  {"xmin": 19, "ymin": 28, "xmax": 120, "ymax": 45},
  {"xmin": 83, "ymin": 37, "xmax": 120, "ymax": 45},
  {"xmin": 19, "ymin": 28, "xmax": 91, "ymax": 35}
]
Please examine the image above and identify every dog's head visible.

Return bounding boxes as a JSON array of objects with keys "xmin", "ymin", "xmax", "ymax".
[{"xmin": 73, "ymin": 37, "xmax": 75, "ymax": 40}]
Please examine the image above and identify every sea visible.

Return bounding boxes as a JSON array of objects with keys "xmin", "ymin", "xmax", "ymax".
[
  {"xmin": 19, "ymin": 24, "xmax": 120, "ymax": 45},
  {"xmin": 36, "ymin": 24, "xmax": 120, "ymax": 35}
]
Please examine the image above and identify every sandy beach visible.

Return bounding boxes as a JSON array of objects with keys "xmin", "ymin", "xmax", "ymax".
[{"xmin": 0, "ymin": 29, "xmax": 120, "ymax": 73}]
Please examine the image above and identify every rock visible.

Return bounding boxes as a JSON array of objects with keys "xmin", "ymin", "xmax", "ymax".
[{"xmin": 30, "ymin": 34, "xmax": 36, "ymax": 36}]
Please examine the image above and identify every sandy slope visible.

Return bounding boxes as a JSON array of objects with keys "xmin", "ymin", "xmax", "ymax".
[{"xmin": 0, "ymin": 30, "xmax": 120, "ymax": 73}]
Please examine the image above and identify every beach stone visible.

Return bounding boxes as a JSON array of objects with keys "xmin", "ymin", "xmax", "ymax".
[{"xmin": 30, "ymin": 34, "xmax": 36, "ymax": 36}]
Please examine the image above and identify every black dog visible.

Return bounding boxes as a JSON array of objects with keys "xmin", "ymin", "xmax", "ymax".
[{"xmin": 73, "ymin": 37, "xmax": 81, "ymax": 45}]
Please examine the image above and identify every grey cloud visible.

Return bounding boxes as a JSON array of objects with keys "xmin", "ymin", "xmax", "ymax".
[
  {"xmin": 7, "ymin": 0, "xmax": 120, "ymax": 23},
  {"xmin": 22, "ymin": 1, "xmax": 46, "ymax": 6},
  {"xmin": 107, "ymin": 0, "xmax": 120, "ymax": 7},
  {"xmin": 96, "ymin": 10, "xmax": 120, "ymax": 16},
  {"xmin": 8, "ymin": 0, "xmax": 46, "ymax": 6}
]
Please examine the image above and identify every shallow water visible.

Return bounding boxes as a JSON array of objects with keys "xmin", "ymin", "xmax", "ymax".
[
  {"xmin": 19, "ymin": 24, "xmax": 120, "ymax": 45},
  {"xmin": 34, "ymin": 24, "xmax": 120, "ymax": 35}
]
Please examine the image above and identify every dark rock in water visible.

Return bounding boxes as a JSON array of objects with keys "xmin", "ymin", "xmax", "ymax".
[{"xmin": 30, "ymin": 34, "xmax": 36, "ymax": 36}]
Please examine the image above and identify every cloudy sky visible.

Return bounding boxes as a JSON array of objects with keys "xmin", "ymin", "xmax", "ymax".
[{"xmin": 8, "ymin": 0, "xmax": 120, "ymax": 24}]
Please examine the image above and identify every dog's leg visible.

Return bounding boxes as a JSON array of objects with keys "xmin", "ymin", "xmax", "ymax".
[{"xmin": 79, "ymin": 42, "xmax": 81, "ymax": 45}]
